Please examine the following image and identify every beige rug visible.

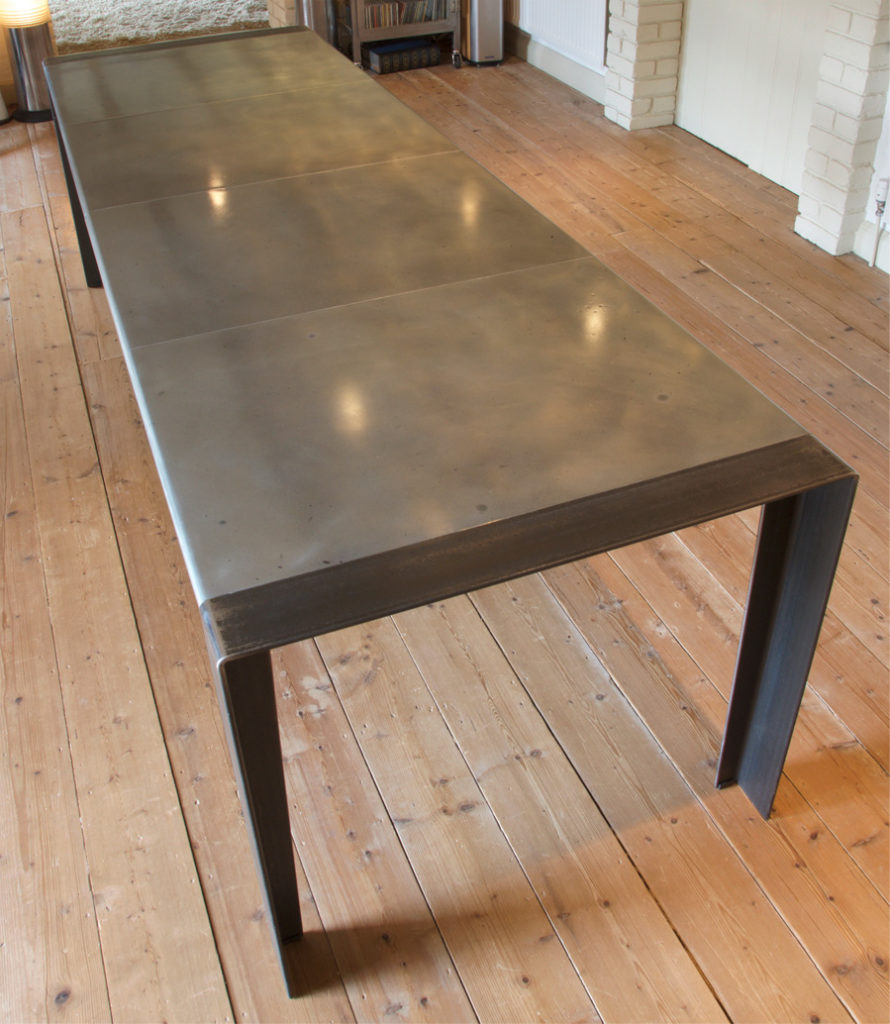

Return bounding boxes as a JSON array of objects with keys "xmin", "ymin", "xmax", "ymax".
[{"xmin": 49, "ymin": 0, "xmax": 270, "ymax": 52}]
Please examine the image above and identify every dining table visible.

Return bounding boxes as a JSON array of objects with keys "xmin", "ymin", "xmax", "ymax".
[{"xmin": 45, "ymin": 26, "xmax": 857, "ymax": 992}]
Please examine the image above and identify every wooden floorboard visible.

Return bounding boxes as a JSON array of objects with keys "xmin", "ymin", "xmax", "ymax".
[{"xmin": 1, "ymin": 55, "xmax": 887, "ymax": 1023}]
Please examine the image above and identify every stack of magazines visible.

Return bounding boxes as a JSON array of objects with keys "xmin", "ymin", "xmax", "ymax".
[{"xmin": 365, "ymin": 37, "xmax": 441, "ymax": 72}]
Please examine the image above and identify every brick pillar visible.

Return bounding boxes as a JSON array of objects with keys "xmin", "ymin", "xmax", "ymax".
[
  {"xmin": 604, "ymin": 0, "xmax": 684, "ymax": 130},
  {"xmin": 795, "ymin": 0, "xmax": 889, "ymax": 255}
]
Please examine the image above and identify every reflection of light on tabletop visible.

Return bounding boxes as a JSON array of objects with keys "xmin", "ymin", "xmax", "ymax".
[
  {"xmin": 208, "ymin": 188, "xmax": 228, "ymax": 214},
  {"xmin": 461, "ymin": 181, "xmax": 482, "ymax": 232},
  {"xmin": 584, "ymin": 304, "xmax": 607, "ymax": 346},
  {"xmin": 206, "ymin": 170, "xmax": 228, "ymax": 215},
  {"xmin": 337, "ymin": 384, "xmax": 368, "ymax": 436}
]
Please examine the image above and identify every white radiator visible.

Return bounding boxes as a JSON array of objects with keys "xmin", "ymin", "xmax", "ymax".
[{"xmin": 505, "ymin": 0, "xmax": 607, "ymax": 72}]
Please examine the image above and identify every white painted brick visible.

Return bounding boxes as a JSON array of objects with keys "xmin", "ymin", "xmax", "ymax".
[
  {"xmin": 609, "ymin": 14, "xmax": 631, "ymax": 35},
  {"xmin": 793, "ymin": 218, "xmax": 824, "ymax": 250},
  {"xmin": 833, "ymin": 110, "xmax": 866, "ymax": 142},
  {"xmin": 828, "ymin": 134, "xmax": 858, "ymax": 165},
  {"xmin": 826, "ymin": 7, "xmax": 853, "ymax": 34},
  {"xmin": 857, "ymin": 115, "xmax": 885, "ymax": 142},
  {"xmin": 796, "ymin": 192, "xmax": 821, "ymax": 221},
  {"xmin": 656, "ymin": 21, "xmax": 683, "ymax": 42},
  {"xmin": 610, "ymin": 23, "xmax": 635, "ymax": 45},
  {"xmin": 823, "ymin": 30, "xmax": 875, "ymax": 69},
  {"xmin": 819, "ymin": 54, "xmax": 847, "ymax": 85},
  {"xmin": 841, "ymin": 62, "xmax": 871, "ymax": 92},
  {"xmin": 656, "ymin": 57, "xmax": 680, "ymax": 76},
  {"xmin": 631, "ymin": 110, "xmax": 676, "ymax": 128},
  {"xmin": 863, "ymin": 90, "xmax": 888, "ymax": 117},
  {"xmin": 651, "ymin": 93, "xmax": 677, "ymax": 113},
  {"xmin": 805, "ymin": 148, "xmax": 831, "ymax": 176},
  {"xmin": 637, "ymin": 39, "xmax": 681, "ymax": 60},
  {"xmin": 850, "ymin": 12, "xmax": 889, "ymax": 44},
  {"xmin": 850, "ymin": 164, "xmax": 877, "ymax": 189},
  {"xmin": 807, "ymin": 125, "xmax": 845, "ymax": 158},
  {"xmin": 632, "ymin": 75, "xmax": 678, "ymax": 98},
  {"xmin": 607, "ymin": 52, "xmax": 636, "ymax": 77},
  {"xmin": 836, "ymin": 226, "xmax": 860, "ymax": 251},
  {"xmin": 811, "ymin": 186, "xmax": 852, "ymax": 222},
  {"xmin": 852, "ymin": 136, "xmax": 883, "ymax": 165},
  {"xmin": 605, "ymin": 69, "xmax": 625, "ymax": 91},
  {"xmin": 605, "ymin": 0, "xmax": 683, "ymax": 132},
  {"xmin": 818, "ymin": 204, "xmax": 847, "ymax": 235},
  {"xmin": 811, "ymin": 102, "xmax": 837, "ymax": 133},
  {"xmin": 794, "ymin": 215, "xmax": 850, "ymax": 255},
  {"xmin": 614, "ymin": 74, "xmax": 636, "ymax": 99},
  {"xmin": 827, "ymin": 158, "xmax": 856, "ymax": 187},
  {"xmin": 843, "ymin": 223, "xmax": 864, "ymax": 248},
  {"xmin": 816, "ymin": 79, "xmax": 867, "ymax": 118},
  {"xmin": 801, "ymin": 171, "xmax": 848, "ymax": 210},
  {"xmin": 866, "ymin": 45, "xmax": 890, "ymax": 73},
  {"xmin": 607, "ymin": 91, "xmax": 635, "ymax": 116},
  {"xmin": 829, "ymin": 0, "xmax": 885, "ymax": 17},
  {"xmin": 799, "ymin": 169, "xmax": 824, "ymax": 198},
  {"xmin": 605, "ymin": 106, "xmax": 632, "ymax": 129},
  {"xmin": 637, "ymin": 3, "xmax": 683, "ymax": 26}
]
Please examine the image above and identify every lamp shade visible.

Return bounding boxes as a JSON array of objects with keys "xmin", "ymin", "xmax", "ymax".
[{"xmin": 0, "ymin": 0, "xmax": 51, "ymax": 28}]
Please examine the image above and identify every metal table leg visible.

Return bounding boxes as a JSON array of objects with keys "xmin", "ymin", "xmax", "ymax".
[
  {"xmin": 213, "ymin": 649, "xmax": 303, "ymax": 992},
  {"xmin": 54, "ymin": 122, "xmax": 102, "ymax": 289},
  {"xmin": 717, "ymin": 475, "xmax": 857, "ymax": 816}
]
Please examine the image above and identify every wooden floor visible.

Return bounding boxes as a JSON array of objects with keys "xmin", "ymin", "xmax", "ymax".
[{"xmin": 1, "ymin": 56, "xmax": 888, "ymax": 1023}]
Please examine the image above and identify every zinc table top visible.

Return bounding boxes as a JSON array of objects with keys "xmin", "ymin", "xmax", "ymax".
[{"xmin": 45, "ymin": 28, "xmax": 812, "ymax": 653}]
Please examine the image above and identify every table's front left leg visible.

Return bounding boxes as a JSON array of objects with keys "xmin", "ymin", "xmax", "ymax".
[
  {"xmin": 716, "ymin": 474, "xmax": 857, "ymax": 817},
  {"xmin": 214, "ymin": 649, "xmax": 303, "ymax": 990}
]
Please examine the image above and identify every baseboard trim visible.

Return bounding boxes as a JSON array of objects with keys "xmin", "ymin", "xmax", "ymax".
[{"xmin": 505, "ymin": 24, "xmax": 606, "ymax": 105}]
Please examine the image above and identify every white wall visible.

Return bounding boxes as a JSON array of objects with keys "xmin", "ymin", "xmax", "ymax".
[
  {"xmin": 504, "ymin": 0, "xmax": 608, "ymax": 102},
  {"xmin": 676, "ymin": 0, "xmax": 832, "ymax": 194}
]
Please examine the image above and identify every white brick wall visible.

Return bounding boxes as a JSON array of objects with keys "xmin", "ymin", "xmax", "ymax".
[
  {"xmin": 604, "ymin": 0, "xmax": 683, "ymax": 129},
  {"xmin": 795, "ymin": 0, "xmax": 889, "ymax": 257}
]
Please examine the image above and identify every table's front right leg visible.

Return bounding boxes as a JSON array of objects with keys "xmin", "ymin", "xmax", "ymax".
[
  {"xmin": 214, "ymin": 649, "xmax": 303, "ymax": 991},
  {"xmin": 716, "ymin": 475, "xmax": 857, "ymax": 816}
]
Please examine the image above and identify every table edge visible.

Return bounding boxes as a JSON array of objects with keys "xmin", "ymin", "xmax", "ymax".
[
  {"xmin": 44, "ymin": 25, "xmax": 308, "ymax": 69},
  {"xmin": 202, "ymin": 434, "xmax": 856, "ymax": 662}
]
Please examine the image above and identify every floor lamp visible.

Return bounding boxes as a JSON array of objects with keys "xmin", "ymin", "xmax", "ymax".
[{"xmin": 1, "ymin": 0, "xmax": 55, "ymax": 121}]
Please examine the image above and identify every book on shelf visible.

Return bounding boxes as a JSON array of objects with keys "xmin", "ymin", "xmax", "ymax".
[{"xmin": 363, "ymin": 0, "xmax": 448, "ymax": 29}]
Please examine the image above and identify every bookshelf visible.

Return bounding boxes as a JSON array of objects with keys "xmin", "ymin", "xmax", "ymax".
[{"xmin": 336, "ymin": 0, "xmax": 462, "ymax": 68}]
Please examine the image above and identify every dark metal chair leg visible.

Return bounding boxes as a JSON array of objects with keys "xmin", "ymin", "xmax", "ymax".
[
  {"xmin": 716, "ymin": 475, "xmax": 857, "ymax": 816},
  {"xmin": 215, "ymin": 650, "xmax": 303, "ymax": 991}
]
